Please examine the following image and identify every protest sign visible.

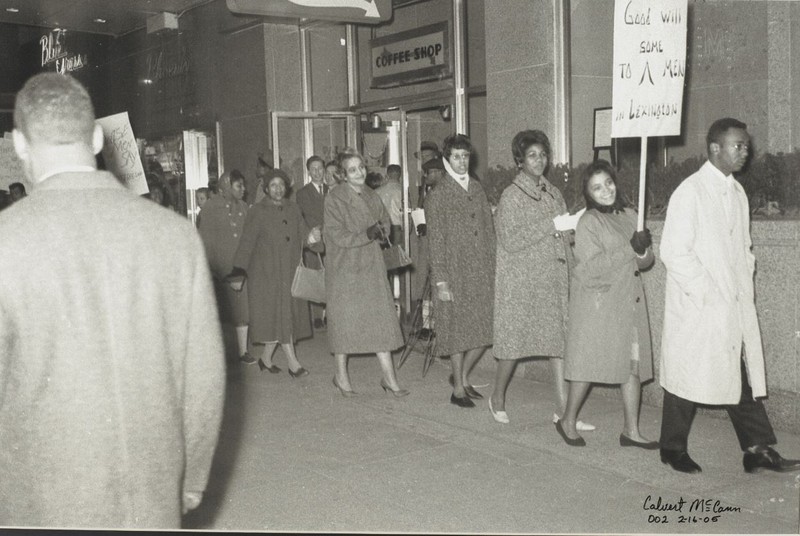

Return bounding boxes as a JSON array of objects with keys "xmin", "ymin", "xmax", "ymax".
[
  {"xmin": 611, "ymin": 0, "xmax": 688, "ymax": 229},
  {"xmin": 611, "ymin": 0, "xmax": 688, "ymax": 138},
  {"xmin": 96, "ymin": 112, "xmax": 149, "ymax": 196},
  {"xmin": 0, "ymin": 138, "xmax": 28, "ymax": 192}
]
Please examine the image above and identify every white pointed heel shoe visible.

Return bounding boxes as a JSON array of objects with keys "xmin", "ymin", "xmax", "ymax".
[{"xmin": 489, "ymin": 397, "xmax": 510, "ymax": 424}]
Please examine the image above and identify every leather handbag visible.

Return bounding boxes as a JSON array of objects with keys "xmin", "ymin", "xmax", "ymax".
[
  {"xmin": 383, "ymin": 238, "xmax": 413, "ymax": 272},
  {"xmin": 291, "ymin": 252, "xmax": 326, "ymax": 304}
]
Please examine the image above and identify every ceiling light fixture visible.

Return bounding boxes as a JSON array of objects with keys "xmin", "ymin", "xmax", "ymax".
[
  {"xmin": 93, "ymin": 18, "xmax": 107, "ymax": 23},
  {"xmin": 6, "ymin": 7, "xmax": 19, "ymax": 13}
]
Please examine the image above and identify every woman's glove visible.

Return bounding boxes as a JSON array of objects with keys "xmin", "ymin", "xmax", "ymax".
[
  {"xmin": 630, "ymin": 229, "xmax": 652, "ymax": 255},
  {"xmin": 435, "ymin": 281, "xmax": 453, "ymax": 302},
  {"xmin": 308, "ymin": 226, "xmax": 322, "ymax": 244},
  {"xmin": 366, "ymin": 221, "xmax": 385, "ymax": 241},
  {"xmin": 225, "ymin": 266, "xmax": 247, "ymax": 292}
]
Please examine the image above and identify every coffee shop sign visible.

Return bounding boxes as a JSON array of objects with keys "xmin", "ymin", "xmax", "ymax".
[{"xmin": 40, "ymin": 30, "xmax": 87, "ymax": 74}]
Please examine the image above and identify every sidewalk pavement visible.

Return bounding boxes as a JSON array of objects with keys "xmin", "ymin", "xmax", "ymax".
[{"xmin": 185, "ymin": 332, "xmax": 800, "ymax": 534}]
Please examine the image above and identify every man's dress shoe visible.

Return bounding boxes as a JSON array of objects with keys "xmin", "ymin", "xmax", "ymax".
[
  {"xmin": 660, "ymin": 449, "xmax": 702, "ymax": 473},
  {"xmin": 743, "ymin": 447, "xmax": 800, "ymax": 474}
]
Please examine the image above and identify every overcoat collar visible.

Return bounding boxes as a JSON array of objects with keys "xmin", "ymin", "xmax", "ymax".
[{"xmin": 35, "ymin": 170, "xmax": 124, "ymax": 192}]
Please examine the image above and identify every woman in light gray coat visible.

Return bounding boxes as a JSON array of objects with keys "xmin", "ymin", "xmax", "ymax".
[
  {"xmin": 324, "ymin": 150, "xmax": 408, "ymax": 398},
  {"xmin": 558, "ymin": 160, "xmax": 657, "ymax": 448}
]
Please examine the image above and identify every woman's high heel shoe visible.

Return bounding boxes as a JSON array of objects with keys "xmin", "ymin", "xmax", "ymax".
[
  {"xmin": 332, "ymin": 376, "xmax": 358, "ymax": 398},
  {"xmin": 555, "ymin": 419, "xmax": 586, "ymax": 447},
  {"xmin": 553, "ymin": 413, "xmax": 595, "ymax": 432},
  {"xmin": 258, "ymin": 359, "xmax": 281, "ymax": 373},
  {"xmin": 380, "ymin": 379, "xmax": 409, "ymax": 398},
  {"xmin": 288, "ymin": 367, "xmax": 309, "ymax": 378}
]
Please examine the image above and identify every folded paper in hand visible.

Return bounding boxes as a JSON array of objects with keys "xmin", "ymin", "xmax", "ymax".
[
  {"xmin": 411, "ymin": 208, "xmax": 426, "ymax": 227},
  {"xmin": 553, "ymin": 208, "xmax": 586, "ymax": 231}
]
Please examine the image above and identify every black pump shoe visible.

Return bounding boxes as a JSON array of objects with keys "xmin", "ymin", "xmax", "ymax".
[
  {"xmin": 450, "ymin": 393, "xmax": 475, "ymax": 408},
  {"xmin": 257, "ymin": 359, "xmax": 281, "ymax": 373},
  {"xmin": 288, "ymin": 367, "xmax": 309, "ymax": 378},
  {"xmin": 619, "ymin": 434, "xmax": 660, "ymax": 450},
  {"xmin": 555, "ymin": 419, "xmax": 586, "ymax": 447}
]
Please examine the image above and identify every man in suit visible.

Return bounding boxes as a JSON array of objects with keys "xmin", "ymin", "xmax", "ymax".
[
  {"xmin": 296, "ymin": 155, "xmax": 328, "ymax": 329},
  {"xmin": 659, "ymin": 117, "xmax": 800, "ymax": 474},
  {"xmin": 0, "ymin": 73, "xmax": 225, "ymax": 528}
]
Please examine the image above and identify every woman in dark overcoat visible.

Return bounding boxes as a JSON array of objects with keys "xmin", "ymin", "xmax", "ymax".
[
  {"xmin": 490, "ymin": 130, "xmax": 592, "ymax": 429},
  {"xmin": 232, "ymin": 169, "xmax": 322, "ymax": 377},
  {"xmin": 426, "ymin": 134, "xmax": 496, "ymax": 407},
  {"xmin": 558, "ymin": 160, "xmax": 657, "ymax": 448},
  {"xmin": 324, "ymin": 150, "xmax": 408, "ymax": 397},
  {"xmin": 198, "ymin": 170, "xmax": 250, "ymax": 362}
]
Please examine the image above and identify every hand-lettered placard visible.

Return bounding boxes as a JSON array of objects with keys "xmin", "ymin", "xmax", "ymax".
[
  {"xmin": 611, "ymin": 0, "xmax": 688, "ymax": 138},
  {"xmin": 96, "ymin": 112, "xmax": 149, "ymax": 195},
  {"xmin": 0, "ymin": 138, "xmax": 28, "ymax": 192}
]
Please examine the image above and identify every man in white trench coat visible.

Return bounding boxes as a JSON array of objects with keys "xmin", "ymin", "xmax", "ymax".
[{"xmin": 659, "ymin": 118, "xmax": 800, "ymax": 474}]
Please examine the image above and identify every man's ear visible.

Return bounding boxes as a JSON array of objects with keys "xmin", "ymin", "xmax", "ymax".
[
  {"xmin": 12, "ymin": 129, "xmax": 29, "ymax": 162},
  {"xmin": 92, "ymin": 123, "xmax": 104, "ymax": 155},
  {"xmin": 709, "ymin": 142, "xmax": 720, "ymax": 155}
]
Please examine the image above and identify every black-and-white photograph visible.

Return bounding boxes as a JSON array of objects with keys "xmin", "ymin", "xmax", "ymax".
[{"xmin": 0, "ymin": 0, "xmax": 798, "ymax": 534}]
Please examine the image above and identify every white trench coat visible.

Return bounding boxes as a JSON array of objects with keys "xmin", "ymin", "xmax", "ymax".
[{"xmin": 659, "ymin": 161, "xmax": 766, "ymax": 405}]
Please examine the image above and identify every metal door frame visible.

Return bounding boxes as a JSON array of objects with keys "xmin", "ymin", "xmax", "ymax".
[{"xmin": 270, "ymin": 110, "xmax": 359, "ymax": 181}]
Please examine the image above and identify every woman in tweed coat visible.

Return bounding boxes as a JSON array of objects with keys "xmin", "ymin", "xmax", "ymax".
[
  {"xmin": 490, "ymin": 130, "xmax": 593, "ymax": 429},
  {"xmin": 324, "ymin": 150, "xmax": 408, "ymax": 397},
  {"xmin": 426, "ymin": 134, "xmax": 496, "ymax": 407}
]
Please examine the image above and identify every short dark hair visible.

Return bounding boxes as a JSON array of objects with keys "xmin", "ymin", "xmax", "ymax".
[
  {"xmin": 706, "ymin": 118, "xmax": 747, "ymax": 151},
  {"xmin": 511, "ymin": 130, "xmax": 551, "ymax": 168},
  {"xmin": 442, "ymin": 134, "xmax": 473, "ymax": 160},
  {"xmin": 229, "ymin": 169, "xmax": 245, "ymax": 185},
  {"xmin": 9, "ymin": 182, "xmax": 26, "ymax": 195},
  {"xmin": 366, "ymin": 172, "xmax": 384, "ymax": 189},
  {"xmin": 306, "ymin": 155, "xmax": 324, "ymax": 170},
  {"xmin": 14, "ymin": 73, "xmax": 95, "ymax": 146},
  {"xmin": 386, "ymin": 164, "xmax": 401, "ymax": 175},
  {"xmin": 581, "ymin": 159, "xmax": 627, "ymax": 213},
  {"xmin": 196, "ymin": 187, "xmax": 209, "ymax": 196}
]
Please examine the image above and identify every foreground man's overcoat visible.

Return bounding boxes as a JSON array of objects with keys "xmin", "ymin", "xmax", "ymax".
[{"xmin": 0, "ymin": 172, "xmax": 225, "ymax": 529}]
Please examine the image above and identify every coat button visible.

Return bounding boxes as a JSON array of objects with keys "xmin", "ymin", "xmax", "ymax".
[
  {"xmin": 285, "ymin": 236, "xmax": 290, "ymax": 242},
  {"xmin": 471, "ymin": 213, "xmax": 475, "ymax": 218},
  {"xmin": 283, "ymin": 220, "xmax": 288, "ymax": 225},
  {"xmin": 634, "ymin": 270, "xmax": 640, "ymax": 277},
  {"xmin": 557, "ymin": 258, "xmax": 566, "ymax": 264},
  {"xmin": 636, "ymin": 297, "xmax": 640, "ymax": 303},
  {"xmin": 233, "ymin": 233, "xmax": 238, "ymax": 238},
  {"xmin": 473, "ymin": 230, "xmax": 478, "ymax": 236}
]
